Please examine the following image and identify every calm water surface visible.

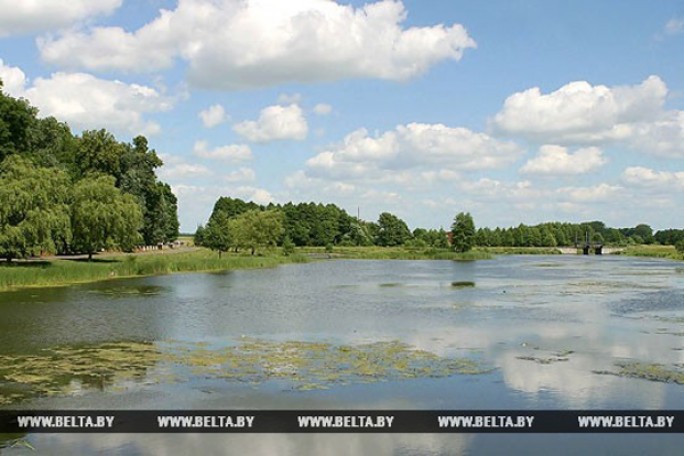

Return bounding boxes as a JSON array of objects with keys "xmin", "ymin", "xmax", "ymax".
[{"xmin": 1, "ymin": 255, "xmax": 683, "ymax": 454}]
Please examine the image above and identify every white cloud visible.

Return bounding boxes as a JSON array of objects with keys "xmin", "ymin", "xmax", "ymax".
[
  {"xmin": 193, "ymin": 141, "xmax": 252, "ymax": 162},
  {"xmin": 622, "ymin": 166, "xmax": 684, "ymax": 189},
  {"xmin": 306, "ymin": 123, "xmax": 522, "ymax": 180},
  {"xmin": 313, "ymin": 103, "xmax": 332, "ymax": 115},
  {"xmin": 558, "ymin": 183, "xmax": 623, "ymax": 203},
  {"xmin": 159, "ymin": 163, "xmax": 213, "ymax": 180},
  {"xmin": 520, "ymin": 145, "xmax": 607, "ymax": 175},
  {"xmin": 0, "ymin": 59, "xmax": 27, "ymax": 95},
  {"xmin": 233, "ymin": 104, "xmax": 308, "ymax": 142},
  {"xmin": 232, "ymin": 186, "xmax": 275, "ymax": 205},
  {"xmin": 198, "ymin": 104, "xmax": 228, "ymax": 128},
  {"xmin": 38, "ymin": 0, "xmax": 476, "ymax": 89},
  {"xmin": 665, "ymin": 17, "xmax": 684, "ymax": 35},
  {"xmin": 491, "ymin": 76, "xmax": 667, "ymax": 143},
  {"xmin": 491, "ymin": 75, "xmax": 684, "ymax": 157},
  {"xmin": 224, "ymin": 167, "xmax": 256, "ymax": 183},
  {"xmin": 0, "ymin": 0, "xmax": 121, "ymax": 37},
  {"xmin": 0, "ymin": 60, "xmax": 171, "ymax": 136},
  {"xmin": 627, "ymin": 111, "xmax": 684, "ymax": 157}
]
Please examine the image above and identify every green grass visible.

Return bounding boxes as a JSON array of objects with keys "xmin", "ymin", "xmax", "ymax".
[
  {"xmin": 620, "ymin": 244, "xmax": 682, "ymax": 260},
  {"xmin": 0, "ymin": 249, "xmax": 309, "ymax": 292},
  {"xmin": 481, "ymin": 246, "xmax": 562, "ymax": 255},
  {"xmin": 300, "ymin": 246, "xmax": 492, "ymax": 261}
]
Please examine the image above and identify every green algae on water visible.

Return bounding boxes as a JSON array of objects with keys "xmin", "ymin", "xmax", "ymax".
[
  {"xmin": 594, "ymin": 361, "xmax": 684, "ymax": 384},
  {"xmin": 0, "ymin": 339, "xmax": 492, "ymax": 405}
]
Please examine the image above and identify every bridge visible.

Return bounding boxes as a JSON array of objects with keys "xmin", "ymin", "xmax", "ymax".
[
  {"xmin": 557, "ymin": 246, "xmax": 625, "ymax": 255},
  {"xmin": 557, "ymin": 232, "xmax": 626, "ymax": 255}
]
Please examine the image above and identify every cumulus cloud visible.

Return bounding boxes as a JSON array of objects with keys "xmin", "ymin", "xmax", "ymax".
[
  {"xmin": 520, "ymin": 145, "xmax": 607, "ymax": 175},
  {"xmin": 0, "ymin": 59, "xmax": 26, "ymax": 94},
  {"xmin": 233, "ymin": 104, "xmax": 308, "ymax": 142},
  {"xmin": 0, "ymin": 0, "xmax": 121, "ymax": 36},
  {"xmin": 313, "ymin": 103, "xmax": 332, "ymax": 115},
  {"xmin": 224, "ymin": 167, "xmax": 256, "ymax": 183},
  {"xmin": 38, "ymin": 0, "xmax": 476, "ymax": 89},
  {"xmin": 193, "ymin": 140, "xmax": 252, "ymax": 162},
  {"xmin": 159, "ymin": 163, "xmax": 212, "ymax": 180},
  {"xmin": 491, "ymin": 76, "xmax": 666, "ymax": 142},
  {"xmin": 306, "ymin": 123, "xmax": 522, "ymax": 180},
  {"xmin": 491, "ymin": 75, "xmax": 684, "ymax": 157},
  {"xmin": 557, "ymin": 183, "xmax": 623, "ymax": 203},
  {"xmin": 0, "ymin": 60, "xmax": 171, "ymax": 136},
  {"xmin": 622, "ymin": 166, "xmax": 684, "ymax": 189},
  {"xmin": 198, "ymin": 104, "xmax": 228, "ymax": 128}
]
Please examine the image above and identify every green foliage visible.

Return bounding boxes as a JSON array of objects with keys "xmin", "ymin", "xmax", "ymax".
[
  {"xmin": 0, "ymin": 156, "xmax": 71, "ymax": 261},
  {"xmin": 0, "ymin": 82, "xmax": 36, "ymax": 163},
  {"xmin": 71, "ymin": 176, "xmax": 143, "ymax": 260},
  {"xmin": 231, "ymin": 209, "xmax": 284, "ymax": 255},
  {"xmin": 194, "ymin": 225, "xmax": 206, "ymax": 246},
  {"xmin": 0, "ymin": 87, "xmax": 179, "ymax": 252},
  {"xmin": 0, "ymin": 249, "xmax": 310, "ymax": 292},
  {"xmin": 282, "ymin": 235, "xmax": 295, "ymax": 256},
  {"xmin": 451, "ymin": 212, "xmax": 475, "ymax": 253},
  {"xmin": 203, "ymin": 211, "xmax": 232, "ymax": 257},
  {"xmin": 676, "ymin": 239, "xmax": 684, "ymax": 257},
  {"xmin": 376, "ymin": 212, "xmax": 411, "ymax": 247}
]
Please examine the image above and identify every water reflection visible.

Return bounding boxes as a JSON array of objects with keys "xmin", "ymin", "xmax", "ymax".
[{"xmin": 1, "ymin": 255, "xmax": 684, "ymax": 453}]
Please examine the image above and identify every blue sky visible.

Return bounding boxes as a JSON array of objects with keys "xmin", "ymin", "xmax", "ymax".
[{"xmin": 1, "ymin": 0, "xmax": 683, "ymax": 232}]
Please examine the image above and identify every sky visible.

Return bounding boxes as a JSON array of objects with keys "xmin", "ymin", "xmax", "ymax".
[{"xmin": 1, "ymin": 0, "xmax": 684, "ymax": 233}]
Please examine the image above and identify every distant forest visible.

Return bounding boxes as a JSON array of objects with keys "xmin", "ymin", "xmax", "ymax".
[
  {"xmin": 195, "ymin": 196, "xmax": 684, "ymax": 253},
  {"xmin": 0, "ymin": 81, "xmax": 178, "ymax": 261}
]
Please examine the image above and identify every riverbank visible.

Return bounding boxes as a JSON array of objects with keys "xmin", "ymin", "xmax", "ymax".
[
  {"xmin": 0, "ymin": 249, "xmax": 308, "ymax": 292},
  {"xmin": 2, "ymin": 244, "xmax": 681, "ymax": 292},
  {"xmin": 305, "ymin": 246, "xmax": 493, "ymax": 260}
]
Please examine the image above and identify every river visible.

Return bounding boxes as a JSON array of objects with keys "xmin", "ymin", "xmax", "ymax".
[{"xmin": 1, "ymin": 255, "xmax": 683, "ymax": 454}]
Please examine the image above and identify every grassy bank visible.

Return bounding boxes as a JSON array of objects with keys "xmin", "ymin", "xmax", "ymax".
[
  {"xmin": 301, "ymin": 246, "xmax": 493, "ymax": 261},
  {"xmin": 0, "ymin": 249, "xmax": 308, "ymax": 292},
  {"xmin": 481, "ymin": 246, "xmax": 563, "ymax": 255},
  {"xmin": 619, "ymin": 244, "xmax": 683, "ymax": 260}
]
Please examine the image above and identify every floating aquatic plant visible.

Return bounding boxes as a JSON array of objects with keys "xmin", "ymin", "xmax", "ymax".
[
  {"xmin": 594, "ymin": 361, "xmax": 684, "ymax": 384},
  {"xmin": 0, "ymin": 339, "xmax": 492, "ymax": 406}
]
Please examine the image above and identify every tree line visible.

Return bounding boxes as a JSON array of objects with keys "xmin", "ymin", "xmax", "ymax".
[
  {"xmin": 195, "ymin": 196, "xmax": 683, "ymax": 256},
  {"xmin": 0, "ymin": 81, "xmax": 179, "ymax": 261}
]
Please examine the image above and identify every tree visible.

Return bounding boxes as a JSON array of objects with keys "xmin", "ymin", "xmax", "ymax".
[
  {"xmin": 676, "ymin": 239, "xmax": 684, "ymax": 258},
  {"xmin": 194, "ymin": 225, "xmax": 206, "ymax": 246},
  {"xmin": 0, "ymin": 156, "xmax": 71, "ymax": 261},
  {"xmin": 0, "ymin": 81, "xmax": 37, "ymax": 163},
  {"xmin": 281, "ymin": 235, "xmax": 295, "ymax": 256},
  {"xmin": 633, "ymin": 224, "xmax": 654, "ymax": 244},
  {"xmin": 76, "ymin": 129, "xmax": 125, "ymax": 180},
  {"xmin": 451, "ymin": 212, "xmax": 475, "ymax": 252},
  {"xmin": 71, "ymin": 176, "xmax": 143, "ymax": 260},
  {"xmin": 231, "ymin": 210, "xmax": 284, "ymax": 255},
  {"xmin": 376, "ymin": 212, "xmax": 411, "ymax": 246},
  {"xmin": 203, "ymin": 211, "xmax": 232, "ymax": 258}
]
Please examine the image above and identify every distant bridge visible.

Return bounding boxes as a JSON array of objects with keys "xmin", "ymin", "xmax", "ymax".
[{"xmin": 557, "ymin": 246, "xmax": 625, "ymax": 255}]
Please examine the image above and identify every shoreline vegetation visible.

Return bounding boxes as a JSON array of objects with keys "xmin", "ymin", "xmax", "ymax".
[{"xmin": 0, "ymin": 244, "xmax": 681, "ymax": 293}]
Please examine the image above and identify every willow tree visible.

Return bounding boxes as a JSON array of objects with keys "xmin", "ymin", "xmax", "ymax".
[
  {"xmin": 0, "ymin": 156, "xmax": 71, "ymax": 261},
  {"xmin": 71, "ymin": 175, "xmax": 143, "ymax": 260}
]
